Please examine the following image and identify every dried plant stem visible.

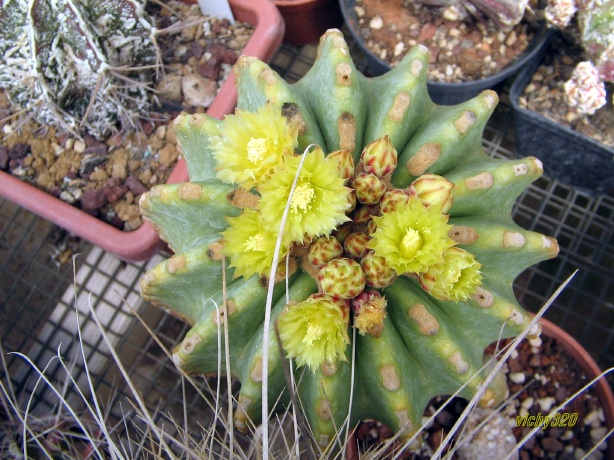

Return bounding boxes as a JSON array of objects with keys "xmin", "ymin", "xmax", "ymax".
[
  {"xmin": 430, "ymin": 269, "xmax": 578, "ymax": 460},
  {"xmin": 221, "ymin": 257, "xmax": 235, "ymax": 457},
  {"xmin": 261, "ymin": 144, "xmax": 315, "ymax": 458}
]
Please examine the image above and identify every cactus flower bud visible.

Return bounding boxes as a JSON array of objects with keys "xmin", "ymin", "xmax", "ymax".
[
  {"xmin": 352, "ymin": 172, "xmax": 387, "ymax": 205},
  {"xmin": 408, "ymin": 174, "xmax": 454, "ymax": 213},
  {"xmin": 328, "ymin": 149, "xmax": 355, "ymax": 182},
  {"xmin": 344, "ymin": 232, "xmax": 371, "ymax": 259},
  {"xmin": 333, "ymin": 223, "xmax": 352, "ymax": 244},
  {"xmin": 308, "ymin": 235, "xmax": 344, "ymax": 267},
  {"xmin": 563, "ymin": 61, "xmax": 607, "ymax": 116},
  {"xmin": 319, "ymin": 258, "xmax": 366, "ymax": 299},
  {"xmin": 277, "ymin": 293, "xmax": 350, "ymax": 371},
  {"xmin": 352, "ymin": 204, "xmax": 381, "ymax": 224},
  {"xmin": 368, "ymin": 196, "xmax": 455, "ymax": 275},
  {"xmin": 359, "ymin": 134, "xmax": 398, "ymax": 177},
  {"xmin": 352, "ymin": 290, "xmax": 388, "ymax": 338},
  {"xmin": 346, "ymin": 190, "xmax": 357, "ymax": 213},
  {"xmin": 360, "ymin": 253, "xmax": 397, "ymax": 288},
  {"xmin": 366, "ymin": 219, "xmax": 378, "ymax": 235},
  {"xmin": 380, "ymin": 188, "xmax": 410, "ymax": 214},
  {"xmin": 418, "ymin": 247, "xmax": 483, "ymax": 302}
]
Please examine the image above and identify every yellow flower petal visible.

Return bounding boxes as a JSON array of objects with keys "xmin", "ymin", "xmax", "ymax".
[
  {"xmin": 221, "ymin": 209, "xmax": 287, "ymax": 279},
  {"xmin": 368, "ymin": 196, "xmax": 455, "ymax": 275},
  {"xmin": 419, "ymin": 247, "xmax": 483, "ymax": 302},
  {"xmin": 277, "ymin": 294, "xmax": 350, "ymax": 371},
  {"xmin": 258, "ymin": 146, "xmax": 351, "ymax": 244},
  {"xmin": 213, "ymin": 103, "xmax": 298, "ymax": 189}
]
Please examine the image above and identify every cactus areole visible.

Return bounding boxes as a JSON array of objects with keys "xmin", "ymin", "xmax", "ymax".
[{"xmin": 139, "ymin": 30, "xmax": 559, "ymax": 450}]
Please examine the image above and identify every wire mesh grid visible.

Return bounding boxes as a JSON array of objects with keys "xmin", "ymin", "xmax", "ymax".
[{"xmin": 1, "ymin": 37, "xmax": 613, "ymax": 452}]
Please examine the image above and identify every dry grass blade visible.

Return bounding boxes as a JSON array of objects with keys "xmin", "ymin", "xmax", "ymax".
[{"xmin": 429, "ymin": 269, "xmax": 577, "ymax": 460}]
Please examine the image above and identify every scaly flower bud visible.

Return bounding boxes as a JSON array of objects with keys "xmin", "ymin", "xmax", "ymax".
[
  {"xmin": 333, "ymin": 223, "xmax": 352, "ymax": 244},
  {"xmin": 380, "ymin": 188, "xmax": 410, "ymax": 214},
  {"xmin": 308, "ymin": 235, "xmax": 344, "ymax": 268},
  {"xmin": 359, "ymin": 134, "xmax": 398, "ymax": 177},
  {"xmin": 346, "ymin": 190, "xmax": 357, "ymax": 213},
  {"xmin": 352, "ymin": 204, "xmax": 380, "ymax": 224},
  {"xmin": 328, "ymin": 149, "xmax": 355, "ymax": 182},
  {"xmin": 366, "ymin": 219, "xmax": 378, "ymax": 235},
  {"xmin": 352, "ymin": 173, "xmax": 387, "ymax": 205},
  {"xmin": 319, "ymin": 258, "xmax": 366, "ymax": 299},
  {"xmin": 368, "ymin": 196, "xmax": 455, "ymax": 275},
  {"xmin": 408, "ymin": 174, "xmax": 454, "ymax": 213},
  {"xmin": 360, "ymin": 253, "xmax": 397, "ymax": 288},
  {"xmin": 564, "ymin": 61, "xmax": 607, "ymax": 116},
  {"xmin": 352, "ymin": 290, "xmax": 387, "ymax": 338},
  {"xmin": 277, "ymin": 293, "xmax": 350, "ymax": 371},
  {"xmin": 418, "ymin": 247, "xmax": 483, "ymax": 302},
  {"xmin": 344, "ymin": 232, "xmax": 371, "ymax": 259}
]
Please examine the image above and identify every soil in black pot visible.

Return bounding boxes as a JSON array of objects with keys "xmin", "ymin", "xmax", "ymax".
[
  {"xmin": 517, "ymin": 32, "xmax": 614, "ymax": 149},
  {"xmin": 349, "ymin": 0, "xmax": 541, "ymax": 82}
]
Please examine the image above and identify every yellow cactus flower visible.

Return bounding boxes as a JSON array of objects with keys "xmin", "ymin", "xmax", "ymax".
[
  {"xmin": 221, "ymin": 209, "xmax": 287, "ymax": 280},
  {"xmin": 258, "ymin": 146, "xmax": 351, "ymax": 244},
  {"xmin": 418, "ymin": 247, "xmax": 483, "ymax": 302},
  {"xmin": 368, "ymin": 196, "xmax": 455, "ymax": 275},
  {"xmin": 277, "ymin": 294, "xmax": 350, "ymax": 371},
  {"xmin": 352, "ymin": 291, "xmax": 388, "ymax": 338},
  {"xmin": 212, "ymin": 104, "xmax": 299, "ymax": 189}
]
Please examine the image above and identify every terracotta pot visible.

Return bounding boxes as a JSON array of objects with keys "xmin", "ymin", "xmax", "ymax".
[
  {"xmin": 274, "ymin": 0, "xmax": 343, "ymax": 45},
  {"xmin": 540, "ymin": 318, "xmax": 614, "ymax": 459},
  {"xmin": 345, "ymin": 317, "xmax": 614, "ymax": 459},
  {"xmin": 0, "ymin": 0, "xmax": 284, "ymax": 262}
]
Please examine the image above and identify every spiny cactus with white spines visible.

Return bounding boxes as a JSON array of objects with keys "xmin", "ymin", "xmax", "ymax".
[
  {"xmin": 138, "ymin": 30, "xmax": 558, "ymax": 452},
  {"xmin": 546, "ymin": 0, "xmax": 614, "ymax": 114},
  {"xmin": 0, "ymin": 0, "xmax": 157, "ymax": 138}
]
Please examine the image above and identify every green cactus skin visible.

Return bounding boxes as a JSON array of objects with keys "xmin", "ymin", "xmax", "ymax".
[
  {"xmin": 0, "ymin": 0, "xmax": 157, "ymax": 138},
  {"xmin": 139, "ymin": 30, "xmax": 559, "ymax": 451}
]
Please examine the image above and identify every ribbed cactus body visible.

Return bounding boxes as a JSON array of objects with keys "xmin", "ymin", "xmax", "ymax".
[
  {"xmin": 139, "ymin": 30, "xmax": 558, "ymax": 451},
  {"xmin": 0, "ymin": 0, "xmax": 156, "ymax": 138}
]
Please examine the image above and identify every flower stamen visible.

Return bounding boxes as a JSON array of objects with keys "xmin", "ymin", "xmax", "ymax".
[
  {"xmin": 400, "ymin": 228, "xmax": 423, "ymax": 259},
  {"xmin": 247, "ymin": 137, "xmax": 270, "ymax": 163},
  {"xmin": 290, "ymin": 183, "xmax": 316, "ymax": 213},
  {"xmin": 304, "ymin": 324, "xmax": 324, "ymax": 346}
]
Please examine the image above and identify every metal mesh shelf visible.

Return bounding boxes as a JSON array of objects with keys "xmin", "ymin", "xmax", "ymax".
[{"xmin": 1, "ymin": 38, "xmax": 613, "ymax": 451}]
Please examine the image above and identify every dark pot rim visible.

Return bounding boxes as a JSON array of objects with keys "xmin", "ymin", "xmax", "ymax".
[{"xmin": 339, "ymin": 0, "xmax": 552, "ymax": 88}]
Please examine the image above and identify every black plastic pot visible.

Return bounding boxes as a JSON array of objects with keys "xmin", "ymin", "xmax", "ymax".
[
  {"xmin": 510, "ymin": 38, "xmax": 614, "ymax": 196},
  {"xmin": 339, "ymin": 0, "xmax": 551, "ymax": 105}
]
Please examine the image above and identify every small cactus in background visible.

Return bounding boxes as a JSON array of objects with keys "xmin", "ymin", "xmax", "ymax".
[
  {"xmin": 0, "ymin": 0, "xmax": 158, "ymax": 139},
  {"xmin": 545, "ymin": 0, "xmax": 614, "ymax": 114},
  {"xmin": 408, "ymin": 0, "xmax": 530, "ymax": 30},
  {"xmin": 139, "ymin": 30, "xmax": 558, "ymax": 452}
]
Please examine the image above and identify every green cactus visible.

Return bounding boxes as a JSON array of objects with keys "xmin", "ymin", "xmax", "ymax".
[
  {"xmin": 139, "ymin": 30, "xmax": 558, "ymax": 452},
  {"xmin": 0, "ymin": 0, "xmax": 157, "ymax": 139}
]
